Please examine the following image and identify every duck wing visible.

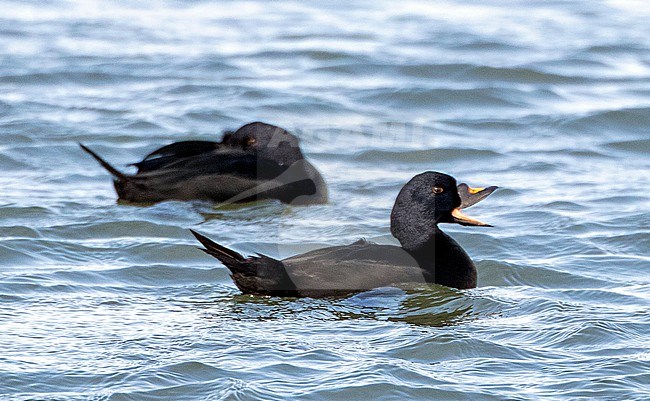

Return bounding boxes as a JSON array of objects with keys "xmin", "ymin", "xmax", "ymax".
[
  {"xmin": 191, "ymin": 232, "xmax": 428, "ymax": 298},
  {"xmin": 137, "ymin": 147, "xmax": 289, "ymax": 180},
  {"xmin": 114, "ymin": 150, "xmax": 318, "ymax": 204},
  {"xmin": 283, "ymin": 240, "xmax": 429, "ymax": 297},
  {"xmin": 132, "ymin": 141, "xmax": 220, "ymax": 172}
]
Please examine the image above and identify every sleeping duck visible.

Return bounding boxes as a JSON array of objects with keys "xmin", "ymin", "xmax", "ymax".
[
  {"xmin": 191, "ymin": 171, "xmax": 497, "ymax": 297},
  {"xmin": 80, "ymin": 122, "xmax": 328, "ymax": 205}
]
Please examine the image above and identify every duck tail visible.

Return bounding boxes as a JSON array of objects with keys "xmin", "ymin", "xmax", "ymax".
[
  {"xmin": 190, "ymin": 229, "xmax": 245, "ymax": 269},
  {"xmin": 190, "ymin": 230, "xmax": 297, "ymax": 296},
  {"xmin": 79, "ymin": 143, "xmax": 128, "ymax": 181}
]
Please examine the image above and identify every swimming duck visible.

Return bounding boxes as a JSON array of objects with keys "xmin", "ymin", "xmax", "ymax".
[
  {"xmin": 80, "ymin": 122, "xmax": 328, "ymax": 205},
  {"xmin": 191, "ymin": 171, "xmax": 497, "ymax": 297}
]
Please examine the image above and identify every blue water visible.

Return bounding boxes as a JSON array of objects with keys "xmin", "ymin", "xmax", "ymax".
[{"xmin": 1, "ymin": 0, "xmax": 649, "ymax": 400}]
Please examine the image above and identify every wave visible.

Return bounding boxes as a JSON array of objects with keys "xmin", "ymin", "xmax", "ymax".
[
  {"xmin": 562, "ymin": 107, "xmax": 650, "ymax": 134},
  {"xmin": 356, "ymin": 87, "xmax": 526, "ymax": 108},
  {"xmin": 604, "ymin": 138, "xmax": 650, "ymax": 154},
  {"xmin": 353, "ymin": 147, "xmax": 501, "ymax": 163}
]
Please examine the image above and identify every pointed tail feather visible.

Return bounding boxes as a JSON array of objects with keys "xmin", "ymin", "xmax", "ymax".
[
  {"xmin": 190, "ymin": 229, "xmax": 245, "ymax": 268},
  {"xmin": 190, "ymin": 230, "xmax": 297, "ymax": 296},
  {"xmin": 79, "ymin": 143, "xmax": 128, "ymax": 181}
]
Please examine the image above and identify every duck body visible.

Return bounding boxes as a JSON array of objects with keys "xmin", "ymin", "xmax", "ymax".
[
  {"xmin": 111, "ymin": 149, "xmax": 326, "ymax": 205},
  {"xmin": 192, "ymin": 232, "xmax": 475, "ymax": 298},
  {"xmin": 191, "ymin": 171, "xmax": 496, "ymax": 297},
  {"xmin": 80, "ymin": 122, "xmax": 328, "ymax": 205}
]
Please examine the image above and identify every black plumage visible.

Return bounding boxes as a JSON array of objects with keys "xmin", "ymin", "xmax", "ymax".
[
  {"xmin": 191, "ymin": 171, "xmax": 497, "ymax": 297},
  {"xmin": 80, "ymin": 122, "xmax": 328, "ymax": 205}
]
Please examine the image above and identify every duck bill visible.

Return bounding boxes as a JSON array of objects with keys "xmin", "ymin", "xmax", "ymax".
[
  {"xmin": 457, "ymin": 184, "xmax": 498, "ymax": 209},
  {"xmin": 451, "ymin": 208, "xmax": 492, "ymax": 227}
]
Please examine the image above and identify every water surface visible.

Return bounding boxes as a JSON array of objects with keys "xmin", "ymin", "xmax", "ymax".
[{"xmin": 1, "ymin": 0, "xmax": 649, "ymax": 400}]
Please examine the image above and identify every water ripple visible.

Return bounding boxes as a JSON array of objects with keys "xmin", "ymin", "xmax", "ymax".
[{"xmin": 1, "ymin": 0, "xmax": 649, "ymax": 400}]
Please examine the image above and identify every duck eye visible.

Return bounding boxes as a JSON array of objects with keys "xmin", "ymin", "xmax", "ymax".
[{"xmin": 432, "ymin": 186, "xmax": 444, "ymax": 194}]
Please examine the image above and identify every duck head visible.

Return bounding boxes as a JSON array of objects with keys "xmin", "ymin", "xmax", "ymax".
[
  {"xmin": 223, "ymin": 122, "xmax": 304, "ymax": 167},
  {"xmin": 390, "ymin": 172, "xmax": 496, "ymax": 251}
]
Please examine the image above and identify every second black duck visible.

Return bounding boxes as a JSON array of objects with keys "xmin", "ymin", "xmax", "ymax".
[{"xmin": 80, "ymin": 122, "xmax": 328, "ymax": 205}]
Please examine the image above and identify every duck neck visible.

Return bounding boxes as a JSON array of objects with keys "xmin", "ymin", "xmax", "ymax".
[
  {"xmin": 403, "ymin": 227, "xmax": 477, "ymax": 289},
  {"xmin": 401, "ymin": 226, "xmax": 441, "ymax": 261}
]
